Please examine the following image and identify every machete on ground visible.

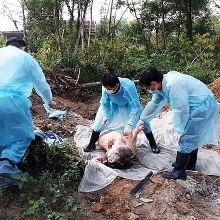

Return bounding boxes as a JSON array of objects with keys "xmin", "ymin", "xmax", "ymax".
[{"xmin": 130, "ymin": 171, "xmax": 153, "ymax": 196}]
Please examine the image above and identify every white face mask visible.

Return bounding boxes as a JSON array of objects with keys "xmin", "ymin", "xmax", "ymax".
[
  {"xmin": 106, "ymin": 89, "xmax": 114, "ymax": 94},
  {"xmin": 147, "ymin": 90, "xmax": 159, "ymax": 95},
  {"xmin": 105, "ymin": 83, "xmax": 119, "ymax": 94},
  {"xmin": 146, "ymin": 83, "xmax": 159, "ymax": 95}
]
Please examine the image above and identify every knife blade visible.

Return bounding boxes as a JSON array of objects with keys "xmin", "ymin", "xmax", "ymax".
[{"xmin": 130, "ymin": 171, "xmax": 153, "ymax": 196}]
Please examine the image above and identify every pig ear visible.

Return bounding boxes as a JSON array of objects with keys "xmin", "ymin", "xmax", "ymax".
[{"xmin": 118, "ymin": 147, "xmax": 132, "ymax": 159}]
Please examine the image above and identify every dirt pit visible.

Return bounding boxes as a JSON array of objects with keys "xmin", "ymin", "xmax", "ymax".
[{"xmin": 5, "ymin": 68, "xmax": 220, "ymax": 220}]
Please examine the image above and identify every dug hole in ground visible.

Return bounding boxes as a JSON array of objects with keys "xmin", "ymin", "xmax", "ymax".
[{"xmin": 30, "ymin": 69, "xmax": 220, "ymax": 220}]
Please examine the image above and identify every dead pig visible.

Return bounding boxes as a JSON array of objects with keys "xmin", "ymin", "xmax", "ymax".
[{"xmin": 97, "ymin": 125, "xmax": 144, "ymax": 169}]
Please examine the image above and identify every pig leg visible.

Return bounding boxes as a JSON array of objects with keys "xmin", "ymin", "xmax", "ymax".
[
  {"xmin": 131, "ymin": 124, "xmax": 145, "ymax": 141},
  {"xmin": 123, "ymin": 124, "xmax": 145, "ymax": 157}
]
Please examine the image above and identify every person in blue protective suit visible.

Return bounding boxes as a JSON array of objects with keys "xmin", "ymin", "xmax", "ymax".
[
  {"xmin": 84, "ymin": 72, "xmax": 161, "ymax": 154},
  {"xmin": 0, "ymin": 37, "xmax": 56, "ymax": 187},
  {"xmin": 136, "ymin": 67, "xmax": 220, "ymax": 180}
]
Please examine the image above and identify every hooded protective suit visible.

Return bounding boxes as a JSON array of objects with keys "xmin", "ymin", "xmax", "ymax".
[
  {"xmin": 93, "ymin": 78, "xmax": 151, "ymax": 132},
  {"xmin": 140, "ymin": 71, "xmax": 220, "ymax": 153},
  {"xmin": 0, "ymin": 45, "xmax": 53, "ymax": 164}
]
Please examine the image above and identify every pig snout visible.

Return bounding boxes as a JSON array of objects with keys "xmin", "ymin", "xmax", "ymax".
[{"xmin": 97, "ymin": 154, "xmax": 108, "ymax": 164}]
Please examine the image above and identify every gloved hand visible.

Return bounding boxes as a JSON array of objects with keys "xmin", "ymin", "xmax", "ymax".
[
  {"xmin": 136, "ymin": 120, "xmax": 145, "ymax": 129},
  {"xmin": 102, "ymin": 116, "xmax": 108, "ymax": 126},
  {"xmin": 173, "ymin": 131, "xmax": 182, "ymax": 143},
  {"xmin": 123, "ymin": 124, "xmax": 132, "ymax": 136}
]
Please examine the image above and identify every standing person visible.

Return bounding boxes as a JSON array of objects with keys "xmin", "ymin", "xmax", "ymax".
[
  {"xmin": 84, "ymin": 72, "xmax": 160, "ymax": 154},
  {"xmin": 136, "ymin": 67, "xmax": 220, "ymax": 180},
  {"xmin": 0, "ymin": 37, "xmax": 57, "ymax": 187}
]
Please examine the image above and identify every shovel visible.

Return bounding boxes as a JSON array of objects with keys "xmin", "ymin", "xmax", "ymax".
[{"xmin": 130, "ymin": 171, "xmax": 153, "ymax": 196}]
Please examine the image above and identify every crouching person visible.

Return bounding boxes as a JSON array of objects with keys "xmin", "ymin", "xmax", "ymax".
[
  {"xmin": 84, "ymin": 72, "xmax": 160, "ymax": 154},
  {"xmin": 137, "ymin": 67, "xmax": 219, "ymax": 180},
  {"xmin": 0, "ymin": 37, "xmax": 56, "ymax": 187}
]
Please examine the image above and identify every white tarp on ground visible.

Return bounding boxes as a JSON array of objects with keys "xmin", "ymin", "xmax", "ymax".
[{"xmin": 74, "ymin": 110, "xmax": 220, "ymax": 192}]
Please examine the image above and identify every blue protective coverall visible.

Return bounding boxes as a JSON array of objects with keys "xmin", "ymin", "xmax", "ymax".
[
  {"xmin": 92, "ymin": 77, "xmax": 151, "ymax": 132},
  {"xmin": 0, "ymin": 45, "xmax": 53, "ymax": 164},
  {"xmin": 140, "ymin": 71, "xmax": 220, "ymax": 153}
]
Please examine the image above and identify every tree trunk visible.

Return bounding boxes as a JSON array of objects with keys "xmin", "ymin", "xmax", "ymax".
[
  {"xmin": 74, "ymin": 0, "xmax": 90, "ymax": 55},
  {"xmin": 161, "ymin": 0, "xmax": 166, "ymax": 49},
  {"xmin": 21, "ymin": 2, "xmax": 27, "ymax": 40},
  {"xmin": 88, "ymin": 0, "xmax": 93, "ymax": 48},
  {"xmin": 54, "ymin": 0, "xmax": 62, "ymax": 54},
  {"xmin": 108, "ymin": 0, "xmax": 114, "ymax": 33},
  {"xmin": 186, "ymin": 0, "xmax": 193, "ymax": 41},
  {"xmin": 65, "ymin": 0, "xmax": 75, "ymax": 53}
]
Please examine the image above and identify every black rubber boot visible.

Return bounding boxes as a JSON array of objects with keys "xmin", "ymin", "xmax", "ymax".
[
  {"xmin": 186, "ymin": 148, "xmax": 198, "ymax": 171},
  {"xmin": 172, "ymin": 148, "xmax": 198, "ymax": 171},
  {"xmin": 145, "ymin": 132, "xmax": 160, "ymax": 154},
  {"xmin": 162, "ymin": 151, "xmax": 190, "ymax": 180},
  {"xmin": 83, "ymin": 131, "xmax": 100, "ymax": 152}
]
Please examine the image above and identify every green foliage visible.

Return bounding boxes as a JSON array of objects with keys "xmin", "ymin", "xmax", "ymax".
[
  {"xmin": 33, "ymin": 39, "xmax": 60, "ymax": 68},
  {"xmin": 212, "ymin": 15, "xmax": 220, "ymax": 36},
  {"xmin": 21, "ymin": 0, "xmax": 220, "ymax": 89},
  {"xmin": 20, "ymin": 138, "xmax": 84, "ymax": 181},
  {"xmin": 0, "ymin": 35, "xmax": 5, "ymax": 48},
  {"xmin": 27, "ymin": 32, "xmax": 43, "ymax": 53},
  {"xmin": 6, "ymin": 138, "xmax": 85, "ymax": 219},
  {"xmin": 11, "ymin": 172, "xmax": 35, "ymax": 189},
  {"xmin": 23, "ymin": 181, "xmax": 79, "ymax": 219},
  {"xmin": 78, "ymin": 60, "xmax": 104, "ymax": 84},
  {"xmin": 142, "ymin": 33, "xmax": 219, "ymax": 84},
  {"xmin": 23, "ymin": 0, "xmax": 220, "ymax": 86}
]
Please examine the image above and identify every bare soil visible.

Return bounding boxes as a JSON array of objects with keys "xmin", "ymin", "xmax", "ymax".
[{"xmin": 1, "ymin": 68, "xmax": 220, "ymax": 220}]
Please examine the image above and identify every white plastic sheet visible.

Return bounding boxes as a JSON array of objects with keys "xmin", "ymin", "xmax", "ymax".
[
  {"xmin": 78, "ymin": 159, "xmax": 118, "ymax": 192},
  {"xmin": 74, "ymin": 110, "xmax": 220, "ymax": 192}
]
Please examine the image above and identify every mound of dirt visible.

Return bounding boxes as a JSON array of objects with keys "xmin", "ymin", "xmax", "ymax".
[
  {"xmin": 81, "ymin": 173, "xmax": 220, "ymax": 220},
  {"xmin": 208, "ymin": 76, "xmax": 220, "ymax": 102},
  {"xmin": 30, "ymin": 68, "xmax": 220, "ymax": 220}
]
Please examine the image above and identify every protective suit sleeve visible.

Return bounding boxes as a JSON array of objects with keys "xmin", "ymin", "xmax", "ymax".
[
  {"xmin": 28, "ymin": 59, "xmax": 53, "ymax": 105},
  {"xmin": 99, "ymin": 86, "xmax": 111, "ymax": 118},
  {"xmin": 123, "ymin": 85, "xmax": 142, "ymax": 127},
  {"xmin": 168, "ymin": 83, "xmax": 189, "ymax": 134},
  {"xmin": 140, "ymin": 94, "xmax": 167, "ymax": 122}
]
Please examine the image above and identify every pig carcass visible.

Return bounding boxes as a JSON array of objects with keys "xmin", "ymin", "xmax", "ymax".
[{"xmin": 97, "ymin": 125, "xmax": 144, "ymax": 169}]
